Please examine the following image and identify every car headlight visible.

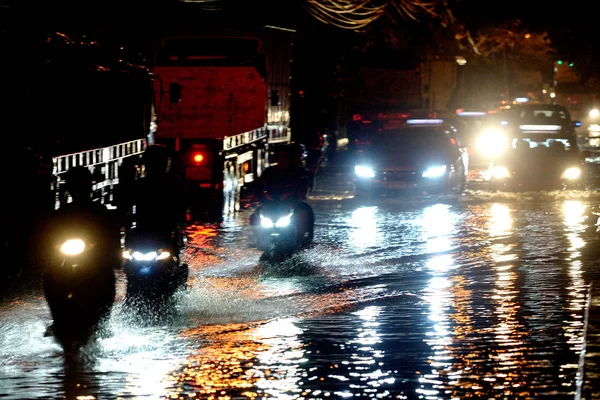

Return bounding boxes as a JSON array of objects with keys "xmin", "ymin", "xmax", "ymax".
[
  {"xmin": 492, "ymin": 166, "xmax": 511, "ymax": 179},
  {"xmin": 60, "ymin": 239, "xmax": 86, "ymax": 256},
  {"xmin": 590, "ymin": 109, "xmax": 600, "ymax": 118},
  {"xmin": 354, "ymin": 165, "xmax": 375, "ymax": 178},
  {"xmin": 561, "ymin": 167, "xmax": 581, "ymax": 180},
  {"xmin": 422, "ymin": 165, "xmax": 447, "ymax": 178},
  {"xmin": 476, "ymin": 128, "xmax": 507, "ymax": 158}
]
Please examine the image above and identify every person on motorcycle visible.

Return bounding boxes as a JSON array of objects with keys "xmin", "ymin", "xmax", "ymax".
[
  {"xmin": 251, "ymin": 143, "xmax": 314, "ymax": 244},
  {"xmin": 129, "ymin": 145, "xmax": 187, "ymax": 249},
  {"xmin": 43, "ymin": 166, "xmax": 122, "ymax": 266},
  {"xmin": 41, "ymin": 166, "xmax": 120, "ymax": 339}
]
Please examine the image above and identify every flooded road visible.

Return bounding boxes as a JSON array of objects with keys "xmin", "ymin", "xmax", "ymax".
[{"xmin": 2, "ymin": 168, "xmax": 600, "ymax": 399}]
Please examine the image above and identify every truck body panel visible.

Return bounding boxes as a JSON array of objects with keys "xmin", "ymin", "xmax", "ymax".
[
  {"xmin": 151, "ymin": 26, "xmax": 294, "ymax": 219},
  {"xmin": 152, "ymin": 66, "xmax": 267, "ymax": 139}
]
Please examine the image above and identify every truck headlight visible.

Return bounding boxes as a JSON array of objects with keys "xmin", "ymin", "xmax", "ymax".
[
  {"xmin": 561, "ymin": 167, "xmax": 581, "ymax": 180},
  {"xmin": 354, "ymin": 165, "xmax": 375, "ymax": 178},
  {"xmin": 422, "ymin": 165, "xmax": 446, "ymax": 178},
  {"xmin": 60, "ymin": 239, "xmax": 86, "ymax": 256},
  {"xmin": 476, "ymin": 128, "xmax": 507, "ymax": 158}
]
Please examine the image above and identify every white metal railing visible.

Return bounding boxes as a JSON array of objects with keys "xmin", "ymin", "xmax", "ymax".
[
  {"xmin": 53, "ymin": 138, "xmax": 146, "ymax": 175},
  {"xmin": 52, "ymin": 138, "xmax": 147, "ymax": 206},
  {"xmin": 267, "ymin": 124, "xmax": 291, "ymax": 144},
  {"xmin": 223, "ymin": 127, "xmax": 269, "ymax": 151}
]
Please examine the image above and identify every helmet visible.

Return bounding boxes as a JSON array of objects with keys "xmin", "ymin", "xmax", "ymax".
[
  {"xmin": 287, "ymin": 142, "xmax": 306, "ymax": 161},
  {"xmin": 63, "ymin": 166, "xmax": 93, "ymax": 201},
  {"xmin": 64, "ymin": 166, "xmax": 92, "ymax": 191}
]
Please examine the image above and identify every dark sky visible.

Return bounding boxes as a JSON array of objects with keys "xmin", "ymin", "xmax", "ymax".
[
  {"xmin": 1, "ymin": 0, "xmax": 592, "ymax": 57},
  {"xmin": 1, "ymin": 0, "xmax": 596, "ymax": 145}
]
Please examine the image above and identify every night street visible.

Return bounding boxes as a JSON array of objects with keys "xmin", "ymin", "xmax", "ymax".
[
  {"xmin": 3, "ymin": 0, "xmax": 600, "ymax": 399},
  {"xmin": 2, "ymin": 157, "xmax": 600, "ymax": 398}
]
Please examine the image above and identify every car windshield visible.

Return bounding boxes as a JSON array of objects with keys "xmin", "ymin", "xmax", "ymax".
[{"xmin": 369, "ymin": 129, "xmax": 452, "ymax": 158}]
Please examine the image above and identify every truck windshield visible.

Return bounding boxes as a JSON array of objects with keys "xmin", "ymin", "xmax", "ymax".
[{"xmin": 156, "ymin": 37, "xmax": 263, "ymax": 69}]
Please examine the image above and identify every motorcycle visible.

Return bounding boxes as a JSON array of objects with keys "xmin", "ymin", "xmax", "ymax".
[
  {"xmin": 121, "ymin": 227, "xmax": 188, "ymax": 298},
  {"xmin": 43, "ymin": 229, "xmax": 116, "ymax": 349},
  {"xmin": 251, "ymin": 192, "xmax": 313, "ymax": 259}
]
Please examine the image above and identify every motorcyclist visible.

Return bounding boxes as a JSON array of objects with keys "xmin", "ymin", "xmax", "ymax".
[
  {"xmin": 129, "ymin": 145, "xmax": 186, "ymax": 249},
  {"xmin": 44, "ymin": 166, "xmax": 122, "ymax": 267},
  {"xmin": 251, "ymin": 143, "xmax": 314, "ymax": 244},
  {"xmin": 41, "ymin": 166, "xmax": 119, "ymax": 339}
]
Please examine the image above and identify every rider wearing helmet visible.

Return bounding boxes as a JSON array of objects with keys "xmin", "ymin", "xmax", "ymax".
[
  {"xmin": 43, "ymin": 166, "xmax": 122, "ymax": 267},
  {"xmin": 129, "ymin": 145, "xmax": 186, "ymax": 246},
  {"xmin": 251, "ymin": 143, "xmax": 314, "ymax": 244}
]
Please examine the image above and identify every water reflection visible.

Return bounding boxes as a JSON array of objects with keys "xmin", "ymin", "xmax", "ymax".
[
  {"xmin": 348, "ymin": 206, "xmax": 378, "ymax": 249},
  {"xmin": 561, "ymin": 201, "xmax": 587, "ymax": 358},
  {"xmin": 165, "ymin": 319, "xmax": 306, "ymax": 398},
  {"xmin": 487, "ymin": 204, "xmax": 528, "ymax": 395},
  {"xmin": 420, "ymin": 204, "xmax": 458, "ymax": 399}
]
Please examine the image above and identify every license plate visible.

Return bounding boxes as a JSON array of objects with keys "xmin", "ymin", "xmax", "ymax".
[{"xmin": 387, "ymin": 182, "xmax": 408, "ymax": 189}]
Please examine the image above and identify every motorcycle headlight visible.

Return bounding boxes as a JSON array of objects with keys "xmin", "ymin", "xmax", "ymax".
[
  {"xmin": 561, "ymin": 167, "xmax": 581, "ymax": 180},
  {"xmin": 260, "ymin": 214, "xmax": 274, "ymax": 228},
  {"xmin": 476, "ymin": 128, "xmax": 507, "ymax": 158},
  {"xmin": 422, "ymin": 165, "xmax": 446, "ymax": 178},
  {"xmin": 123, "ymin": 250, "xmax": 171, "ymax": 261},
  {"xmin": 275, "ymin": 212, "xmax": 293, "ymax": 228},
  {"xmin": 354, "ymin": 165, "xmax": 375, "ymax": 178},
  {"xmin": 133, "ymin": 251, "xmax": 156, "ymax": 261},
  {"xmin": 60, "ymin": 239, "xmax": 86, "ymax": 256}
]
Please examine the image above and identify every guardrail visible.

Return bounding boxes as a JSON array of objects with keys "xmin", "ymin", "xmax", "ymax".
[{"xmin": 52, "ymin": 138, "xmax": 147, "ymax": 206}]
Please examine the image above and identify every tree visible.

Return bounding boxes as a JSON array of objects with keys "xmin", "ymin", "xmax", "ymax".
[{"xmin": 304, "ymin": 0, "xmax": 454, "ymax": 30}]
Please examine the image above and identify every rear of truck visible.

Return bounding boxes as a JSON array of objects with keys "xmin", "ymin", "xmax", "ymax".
[{"xmin": 151, "ymin": 26, "xmax": 294, "ymax": 219}]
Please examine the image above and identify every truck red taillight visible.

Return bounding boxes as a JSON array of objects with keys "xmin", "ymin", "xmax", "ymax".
[{"xmin": 192, "ymin": 153, "xmax": 204, "ymax": 164}]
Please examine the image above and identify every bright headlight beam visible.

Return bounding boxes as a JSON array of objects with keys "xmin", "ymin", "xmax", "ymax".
[
  {"xmin": 355, "ymin": 165, "xmax": 375, "ymax": 178},
  {"xmin": 60, "ymin": 239, "xmax": 85, "ymax": 255},
  {"xmin": 275, "ymin": 214, "xmax": 292, "ymax": 227},
  {"xmin": 260, "ymin": 215, "xmax": 274, "ymax": 228},
  {"xmin": 133, "ymin": 251, "xmax": 158, "ymax": 261},
  {"xmin": 562, "ymin": 167, "xmax": 581, "ymax": 180},
  {"xmin": 493, "ymin": 166, "xmax": 511, "ymax": 179},
  {"xmin": 422, "ymin": 165, "xmax": 446, "ymax": 178},
  {"xmin": 476, "ymin": 128, "xmax": 507, "ymax": 158}
]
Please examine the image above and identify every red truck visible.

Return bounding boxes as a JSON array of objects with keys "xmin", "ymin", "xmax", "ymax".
[{"xmin": 150, "ymin": 25, "xmax": 294, "ymax": 220}]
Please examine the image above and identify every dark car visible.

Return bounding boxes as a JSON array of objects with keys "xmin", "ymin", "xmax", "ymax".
[
  {"xmin": 485, "ymin": 104, "xmax": 587, "ymax": 190},
  {"xmin": 353, "ymin": 119, "xmax": 468, "ymax": 197},
  {"xmin": 500, "ymin": 103, "xmax": 580, "ymax": 149}
]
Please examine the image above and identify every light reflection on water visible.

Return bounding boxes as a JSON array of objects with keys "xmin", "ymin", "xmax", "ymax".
[{"xmin": 1, "ymin": 191, "xmax": 599, "ymax": 399}]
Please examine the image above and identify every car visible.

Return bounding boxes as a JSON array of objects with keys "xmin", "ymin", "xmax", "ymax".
[
  {"xmin": 479, "ymin": 103, "xmax": 581, "ymax": 156},
  {"xmin": 353, "ymin": 118, "xmax": 468, "ymax": 197},
  {"xmin": 483, "ymin": 104, "xmax": 588, "ymax": 191},
  {"xmin": 488, "ymin": 139, "xmax": 588, "ymax": 191}
]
